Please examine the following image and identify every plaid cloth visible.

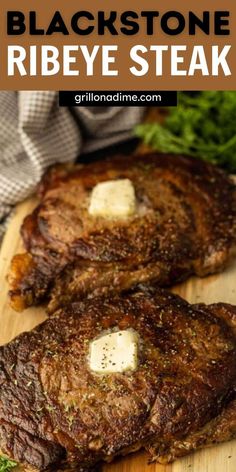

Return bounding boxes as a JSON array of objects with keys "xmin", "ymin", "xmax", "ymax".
[{"xmin": 0, "ymin": 91, "xmax": 145, "ymax": 238}]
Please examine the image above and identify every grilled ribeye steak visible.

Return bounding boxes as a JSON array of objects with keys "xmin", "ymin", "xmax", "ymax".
[
  {"xmin": 8, "ymin": 153, "xmax": 236, "ymax": 312},
  {"xmin": 0, "ymin": 287, "xmax": 236, "ymax": 471}
]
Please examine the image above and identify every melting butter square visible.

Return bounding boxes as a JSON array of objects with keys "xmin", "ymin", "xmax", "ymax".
[
  {"xmin": 89, "ymin": 329, "xmax": 138, "ymax": 374},
  {"xmin": 89, "ymin": 179, "xmax": 136, "ymax": 218}
]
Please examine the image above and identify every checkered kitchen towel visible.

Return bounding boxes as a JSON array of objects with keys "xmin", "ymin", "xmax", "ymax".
[{"xmin": 0, "ymin": 91, "xmax": 145, "ymax": 238}]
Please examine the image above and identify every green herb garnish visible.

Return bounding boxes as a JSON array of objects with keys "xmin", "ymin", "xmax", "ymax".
[
  {"xmin": 0, "ymin": 457, "xmax": 17, "ymax": 472},
  {"xmin": 135, "ymin": 91, "xmax": 236, "ymax": 172}
]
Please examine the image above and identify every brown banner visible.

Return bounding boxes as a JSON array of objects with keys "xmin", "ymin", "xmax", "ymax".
[{"xmin": 0, "ymin": 0, "xmax": 235, "ymax": 90}]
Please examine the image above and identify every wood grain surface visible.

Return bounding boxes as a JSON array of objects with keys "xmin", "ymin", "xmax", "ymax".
[{"xmin": 0, "ymin": 196, "xmax": 235, "ymax": 472}]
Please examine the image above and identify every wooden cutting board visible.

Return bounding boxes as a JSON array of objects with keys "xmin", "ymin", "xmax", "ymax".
[{"xmin": 0, "ymin": 196, "xmax": 235, "ymax": 472}]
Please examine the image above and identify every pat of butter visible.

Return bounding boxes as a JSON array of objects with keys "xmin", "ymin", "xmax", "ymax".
[
  {"xmin": 88, "ymin": 179, "xmax": 136, "ymax": 218},
  {"xmin": 89, "ymin": 330, "xmax": 138, "ymax": 374}
]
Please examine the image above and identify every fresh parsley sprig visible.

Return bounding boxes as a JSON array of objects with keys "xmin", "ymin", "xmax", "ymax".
[
  {"xmin": 0, "ymin": 457, "xmax": 17, "ymax": 472},
  {"xmin": 135, "ymin": 91, "xmax": 236, "ymax": 172}
]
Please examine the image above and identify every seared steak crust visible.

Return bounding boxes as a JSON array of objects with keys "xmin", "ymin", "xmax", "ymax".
[
  {"xmin": 1, "ymin": 287, "xmax": 236, "ymax": 471},
  {"xmin": 8, "ymin": 153, "xmax": 236, "ymax": 312}
]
